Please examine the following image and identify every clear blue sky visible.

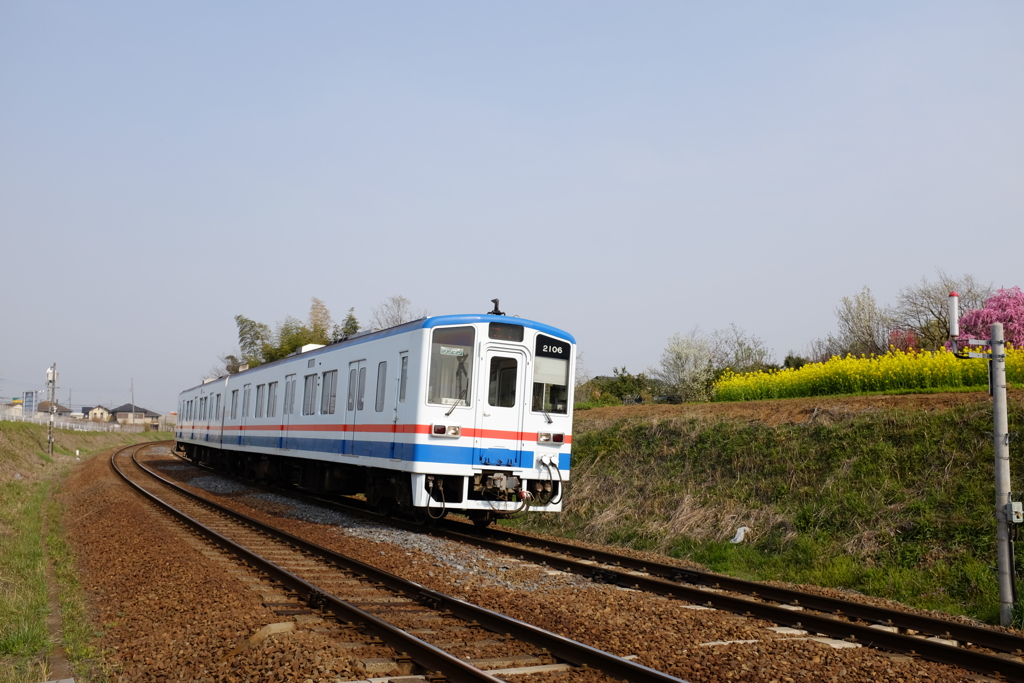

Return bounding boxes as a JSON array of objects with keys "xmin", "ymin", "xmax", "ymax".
[{"xmin": 2, "ymin": 2, "xmax": 1021, "ymax": 413}]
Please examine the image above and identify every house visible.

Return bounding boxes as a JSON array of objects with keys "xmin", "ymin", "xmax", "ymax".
[
  {"xmin": 83, "ymin": 406, "xmax": 113, "ymax": 422},
  {"xmin": 109, "ymin": 403, "xmax": 162, "ymax": 427},
  {"xmin": 1, "ymin": 402, "xmax": 24, "ymax": 418},
  {"xmin": 37, "ymin": 401, "xmax": 73, "ymax": 417}
]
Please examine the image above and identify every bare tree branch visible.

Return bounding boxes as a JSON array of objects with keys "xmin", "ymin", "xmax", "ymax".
[{"xmin": 370, "ymin": 295, "xmax": 426, "ymax": 330}]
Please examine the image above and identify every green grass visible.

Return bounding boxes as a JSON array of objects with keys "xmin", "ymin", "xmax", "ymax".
[
  {"xmin": 515, "ymin": 397, "xmax": 1022, "ymax": 624},
  {"xmin": 48, "ymin": 497, "xmax": 107, "ymax": 682},
  {"xmin": 0, "ymin": 422, "xmax": 169, "ymax": 682},
  {"xmin": 0, "ymin": 481, "xmax": 51, "ymax": 677}
]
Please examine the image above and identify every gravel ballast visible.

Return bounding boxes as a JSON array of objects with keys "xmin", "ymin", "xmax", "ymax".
[{"xmin": 59, "ymin": 445, "xmax": 994, "ymax": 682}]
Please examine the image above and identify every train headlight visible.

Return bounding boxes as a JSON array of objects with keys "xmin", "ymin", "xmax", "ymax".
[{"xmin": 432, "ymin": 424, "xmax": 461, "ymax": 438}]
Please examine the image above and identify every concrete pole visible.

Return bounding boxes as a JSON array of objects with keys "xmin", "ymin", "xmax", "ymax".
[
  {"xmin": 47, "ymin": 363, "xmax": 56, "ymax": 458},
  {"xmin": 992, "ymin": 323, "xmax": 1014, "ymax": 626}
]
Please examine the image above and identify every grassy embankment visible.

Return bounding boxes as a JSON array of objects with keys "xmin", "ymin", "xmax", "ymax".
[
  {"xmin": 0, "ymin": 422, "xmax": 173, "ymax": 683},
  {"xmin": 515, "ymin": 396, "xmax": 1024, "ymax": 625}
]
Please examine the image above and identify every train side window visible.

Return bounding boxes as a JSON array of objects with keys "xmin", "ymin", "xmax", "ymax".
[
  {"xmin": 242, "ymin": 384, "xmax": 251, "ymax": 418},
  {"xmin": 302, "ymin": 374, "xmax": 317, "ymax": 415},
  {"xmin": 399, "ymin": 355, "xmax": 408, "ymax": 403},
  {"xmin": 284, "ymin": 374, "xmax": 295, "ymax": 414},
  {"xmin": 347, "ymin": 369, "xmax": 357, "ymax": 411},
  {"xmin": 199, "ymin": 397, "xmax": 205, "ymax": 421},
  {"xmin": 375, "ymin": 362, "xmax": 387, "ymax": 412},
  {"xmin": 428, "ymin": 326, "xmax": 475, "ymax": 407},
  {"xmin": 230, "ymin": 390, "xmax": 239, "ymax": 419},
  {"xmin": 215, "ymin": 393, "xmax": 221, "ymax": 421},
  {"xmin": 321, "ymin": 370, "xmax": 338, "ymax": 415},
  {"xmin": 357, "ymin": 367, "xmax": 367, "ymax": 411},
  {"xmin": 255, "ymin": 384, "xmax": 266, "ymax": 418},
  {"xmin": 267, "ymin": 382, "xmax": 277, "ymax": 418},
  {"xmin": 487, "ymin": 357, "xmax": 518, "ymax": 408}
]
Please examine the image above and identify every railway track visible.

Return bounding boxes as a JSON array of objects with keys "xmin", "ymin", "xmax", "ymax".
[
  {"xmin": 443, "ymin": 524, "xmax": 1024, "ymax": 681},
  {"xmin": 163, "ymin": 442, "xmax": 1024, "ymax": 682},
  {"xmin": 114, "ymin": 442, "xmax": 685, "ymax": 683}
]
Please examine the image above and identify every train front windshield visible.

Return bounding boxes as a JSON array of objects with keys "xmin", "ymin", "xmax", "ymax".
[
  {"xmin": 532, "ymin": 334, "xmax": 570, "ymax": 414},
  {"xmin": 428, "ymin": 326, "xmax": 475, "ymax": 406}
]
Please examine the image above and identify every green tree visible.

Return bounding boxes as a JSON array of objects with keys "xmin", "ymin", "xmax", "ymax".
[
  {"xmin": 234, "ymin": 314, "xmax": 273, "ymax": 367},
  {"xmin": 333, "ymin": 307, "xmax": 360, "ymax": 340},
  {"xmin": 783, "ymin": 353, "xmax": 809, "ymax": 370},
  {"xmin": 231, "ymin": 297, "xmax": 355, "ymax": 368},
  {"xmin": 602, "ymin": 367, "xmax": 652, "ymax": 400}
]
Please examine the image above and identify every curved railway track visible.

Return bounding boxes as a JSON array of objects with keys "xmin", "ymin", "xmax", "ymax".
[
  {"xmin": 164, "ymin": 442, "xmax": 1024, "ymax": 682},
  {"xmin": 113, "ymin": 442, "xmax": 684, "ymax": 683}
]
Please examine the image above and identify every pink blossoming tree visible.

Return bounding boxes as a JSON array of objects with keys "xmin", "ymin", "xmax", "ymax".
[{"xmin": 957, "ymin": 287, "xmax": 1024, "ymax": 346}]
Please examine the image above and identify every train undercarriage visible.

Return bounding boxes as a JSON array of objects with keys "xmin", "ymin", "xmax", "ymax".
[{"xmin": 177, "ymin": 443, "xmax": 560, "ymax": 527}]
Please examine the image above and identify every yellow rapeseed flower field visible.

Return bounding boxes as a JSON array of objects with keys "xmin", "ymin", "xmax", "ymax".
[{"xmin": 713, "ymin": 346, "xmax": 1024, "ymax": 402}]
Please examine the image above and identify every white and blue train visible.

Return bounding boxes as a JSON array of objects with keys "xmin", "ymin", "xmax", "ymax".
[{"xmin": 176, "ymin": 312, "xmax": 574, "ymax": 525}]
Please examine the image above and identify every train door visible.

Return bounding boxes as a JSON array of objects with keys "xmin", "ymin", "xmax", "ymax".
[
  {"xmin": 474, "ymin": 348, "xmax": 526, "ymax": 467},
  {"xmin": 392, "ymin": 353, "xmax": 410, "ymax": 460},
  {"xmin": 240, "ymin": 384, "xmax": 251, "ymax": 448},
  {"xmin": 214, "ymin": 392, "xmax": 224, "ymax": 447},
  {"xmin": 282, "ymin": 374, "xmax": 296, "ymax": 449},
  {"xmin": 344, "ymin": 361, "xmax": 367, "ymax": 455}
]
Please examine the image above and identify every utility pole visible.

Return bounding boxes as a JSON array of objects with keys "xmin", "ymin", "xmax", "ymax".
[
  {"xmin": 991, "ymin": 323, "xmax": 1014, "ymax": 626},
  {"xmin": 950, "ymin": 293, "xmax": 1017, "ymax": 626},
  {"xmin": 131, "ymin": 378, "xmax": 135, "ymax": 426},
  {"xmin": 45, "ymin": 363, "xmax": 57, "ymax": 459}
]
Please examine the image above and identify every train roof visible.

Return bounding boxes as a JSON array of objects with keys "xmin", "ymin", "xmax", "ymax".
[
  {"xmin": 420, "ymin": 314, "xmax": 574, "ymax": 342},
  {"xmin": 179, "ymin": 314, "xmax": 574, "ymax": 394}
]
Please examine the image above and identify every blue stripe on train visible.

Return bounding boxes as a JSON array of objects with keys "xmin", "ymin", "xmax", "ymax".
[{"xmin": 180, "ymin": 433, "xmax": 570, "ymax": 470}]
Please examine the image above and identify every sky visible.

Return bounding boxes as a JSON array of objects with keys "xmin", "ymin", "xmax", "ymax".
[{"xmin": 1, "ymin": 2, "xmax": 1022, "ymax": 414}]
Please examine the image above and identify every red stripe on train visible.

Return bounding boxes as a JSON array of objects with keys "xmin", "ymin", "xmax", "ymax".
[{"xmin": 181, "ymin": 423, "xmax": 571, "ymax": 444}]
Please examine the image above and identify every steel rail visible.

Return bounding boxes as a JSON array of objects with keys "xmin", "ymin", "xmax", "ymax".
[
  {"xmin": 120, "ymin": 444, "xmax": 688, "ymax": 683},
  {"xmin": 422, "ymin": 526, "xmax": 1024, "ymax": 682},
  {"xmin": 112, "ymin": 445, "xmax": 506, "ymax": 683},
  {"xmin": 461, "ymin": 524, "xmax": 1024, "ymax": 656}
]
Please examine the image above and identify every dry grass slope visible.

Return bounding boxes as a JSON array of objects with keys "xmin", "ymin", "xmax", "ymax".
[{"xmin": 518, "ymin": 390, "xmax": 1024, "ymax": 623}]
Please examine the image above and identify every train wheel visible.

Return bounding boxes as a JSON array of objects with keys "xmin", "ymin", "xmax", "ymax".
[
  {"xmin": 367, "ymin": 490, "xmax": 393, "ymax": 517},
  {"xmin": 411, "ymin": 509, "xmax": 433, "ymax": 526},
  {"xmin": 469, "ymin": 512, "xmax": 493, "ymax": 528}
]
